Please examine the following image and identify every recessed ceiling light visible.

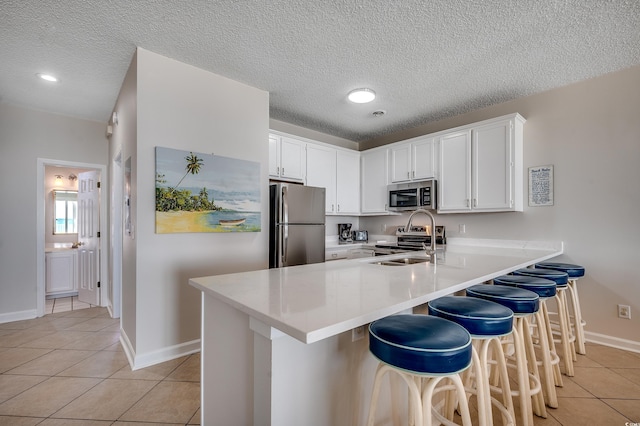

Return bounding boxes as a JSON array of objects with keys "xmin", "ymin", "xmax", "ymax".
[
  {"xmin": 36, "ymin": 73, "xmax": 58, "ymax": 82},
  {"xmin": 348, "ymin": 88, "xmax": 375, "ymax": 103}
]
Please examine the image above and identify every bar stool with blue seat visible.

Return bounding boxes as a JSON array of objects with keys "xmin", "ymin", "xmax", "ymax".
[
  {"xmin": 513, "ymin": 267, "xmax": 575, "ymax": 376},
  {"xmin": 466, "ymin": 284, "xmax": 546, "ymax": 426},
  {"xmin": 493, "ymin": 274, "xmax": 561, "ymax": 409},
  {"xmin": 428, "ymin": 296, "xmax": 515, "ymax": 426},
  {"xmin": 535, "ymin": 262, "xmax": 587, "ymax": 355},
  {"xmin": 367, "ymin": 314, "xmax": 473, "ymax": 426}
]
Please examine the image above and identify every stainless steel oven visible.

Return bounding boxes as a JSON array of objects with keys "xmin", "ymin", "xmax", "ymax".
[{"xmin": 388, "ymin": 180, "xmax": 436, "ymax": 211}]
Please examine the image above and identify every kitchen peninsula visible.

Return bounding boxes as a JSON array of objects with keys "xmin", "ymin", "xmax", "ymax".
[{"xmin": 189, "ymin": 238, "xmax": 562, "ymax": 425}]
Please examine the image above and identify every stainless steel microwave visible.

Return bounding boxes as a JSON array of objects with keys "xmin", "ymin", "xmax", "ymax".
[{"xmin": 388, "ymin": 180, "xmax": 437, "ymax": 211}]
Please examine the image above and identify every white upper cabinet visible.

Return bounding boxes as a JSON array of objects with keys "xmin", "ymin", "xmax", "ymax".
[
  {"xmin": 389, "ymin": 143, "xmax": 411, "ymax": 183},
  {"xmin": 437, "ymin": 114, "xmax": 525, "ymax": 213},
  {"xmin": 306, "ymin": 144, "xmax": 360, "ymax": 215},
  {"xmin": 336, "ymin": 149, "xmax": 360, "ymax": 214},
  {"xmin": 306, "ymin": 144, "xmax": 337, "ymax": 214},
  {"xmin": 390, "ymin": 137, "xmax": 436, "ymax": 183},
  {"xmin": 438, "ymin": 130, "xmax": 472, "ymax": 211},
  {"xmin": 360, "ymin": 147, "xmax": 389, "ymax": 214},
  {"xmin": 270, "ymin": 113, "xmax": 523, "ymax": 217},
  {"xmin": 269, "ymin": 134, "xmax": 306, "ymax": 181},
  {"xmin": 412, "ymin": 137, "xmax": 437, "ymax": 181}
]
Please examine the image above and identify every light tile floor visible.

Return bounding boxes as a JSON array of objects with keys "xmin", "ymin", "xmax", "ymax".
[
  {"xmin": 0, "ymin": 307, "xmax": 200, "ymax": 425},
  {"xmin": 457, "ymin": 341, "xmax": 640, "ymax": 425},
  {"xmin": 45, "ymin": 296, "xmax": 92, "ymax": 315},
  {"xmin": 1, "ymin": 307, "xmax": 639, "ymax": 425}
]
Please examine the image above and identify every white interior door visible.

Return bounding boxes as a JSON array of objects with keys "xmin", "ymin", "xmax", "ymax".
[{"xmin": 77, "ymin": 170, "xmax": 100, "ymax": 305}]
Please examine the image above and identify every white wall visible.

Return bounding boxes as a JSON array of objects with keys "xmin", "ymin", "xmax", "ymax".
[
  {"xmin": 360, "ymin": 65, "xmax": 640, "ymax": 348},
  {"xmin": 115, "ymin": 48, "xmax": 269, "ymax": 368},
  {"xmin": 0, "ymin": 103, "xmax": 108, "ymax": 321},
  {"xmin": 109, "ymin": 50, "xmax": 138, "ymax": 347}
]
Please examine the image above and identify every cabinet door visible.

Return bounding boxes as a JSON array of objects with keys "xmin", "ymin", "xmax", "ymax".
[
  {"xmin": 412, "ymin": 138, "xmax": 436, "ymax": 180},
  {"xmin": 306, "ymin": 144, "xmax": 336, "ymax": 213},
  {"xmin": 473, "ymin": 121, "xmax": 513, "ymax": 211},
  {"xmin": 268, "ymin": 134, "xmax": 280, "ymax": 177},
  {"xmin": 336, "ymin": 150, "xmax": 360, "ymax": 214},
  {"xmin": 438, "ymin": 130, "xmax": 472, "ymax": 212},
  {"xmin": 280, "ymin": 137, "xmax": 306, "ymax": 181},
  {"xmin": 361, "ymin": 148, "xmax": 389, "ymax": 213},
  {"xmin": 46, "ymin": 251, "xmax": 76, "ymax": 294},
  {"xmin": 389, "ymin": 143, "xmax": 411, "ymax": 183}
]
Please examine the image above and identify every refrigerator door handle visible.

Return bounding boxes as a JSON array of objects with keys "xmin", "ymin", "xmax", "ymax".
[
  {"xmin": 283, "ymin": 225, "xmax": 288, "ymax": 265},
  {"xmin": 282, "ymin": 186, "xmax": 288, "ymax": 265},
  {"xmin": 282, "ymin": 186, "xmax": 289, "ymax": 224}
]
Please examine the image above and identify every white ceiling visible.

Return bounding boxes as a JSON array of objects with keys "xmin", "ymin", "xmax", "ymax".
[{"xmin": 2, "ymin": 0, "xmax": 639, "ymax": 142}]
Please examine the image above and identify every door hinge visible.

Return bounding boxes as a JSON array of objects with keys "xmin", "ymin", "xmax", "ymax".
[
  {"xmin": 97, "ymin": 231, "xmax": 101, "ymax": 238},
  {"xmin": 97, "ymin": 281, "xmax": 101, "ymax": 288},
  {"xmin": 97, "ymin": 181, "xmax": 101, "ymax": 189}
]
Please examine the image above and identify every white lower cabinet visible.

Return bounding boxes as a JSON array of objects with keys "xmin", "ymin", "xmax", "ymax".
[
  {"xmin": 45, "ymin": 250, "xmax": 78, "ymax": 296},
  {"xmin": 325, "ymin": 247, "xmax": 374, "ymax": 261},
  {"xmin": 438, "ymin": 114, "xmax": 525, "ymax": 213}
]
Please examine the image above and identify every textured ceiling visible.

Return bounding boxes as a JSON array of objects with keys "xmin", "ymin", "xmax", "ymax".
[{"xmin": 1, "ymin": 0, "xmax": 639, "ymax": 142}]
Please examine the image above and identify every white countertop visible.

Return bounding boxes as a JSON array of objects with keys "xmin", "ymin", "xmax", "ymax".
[
  {"xmin": 45, "ymin": 243, "xmax": 78, "ymax": 253},
  {"xmin": 189, "ymin": 239, "xmax": 563, "ymax": 344}
]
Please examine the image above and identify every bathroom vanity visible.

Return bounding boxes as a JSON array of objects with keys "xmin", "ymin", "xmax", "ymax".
[{"xmin": 45, "ymin": 247, "xmax": 77, "ymax": 297}]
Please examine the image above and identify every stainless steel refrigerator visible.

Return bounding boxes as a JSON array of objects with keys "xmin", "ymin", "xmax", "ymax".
[{"xmin": 269, "ymin": 183, "xmax": 326, "ymax": 268}]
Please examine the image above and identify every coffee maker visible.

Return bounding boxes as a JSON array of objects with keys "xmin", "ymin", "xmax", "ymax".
[{"xmin": 338, "ymin": 223, "xmax": 353, "ymax": 244}]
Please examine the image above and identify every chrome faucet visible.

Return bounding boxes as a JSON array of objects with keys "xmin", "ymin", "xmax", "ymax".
[{"xmin": 405, "ymin": 209, "xmax": 437, "ymax": 263}]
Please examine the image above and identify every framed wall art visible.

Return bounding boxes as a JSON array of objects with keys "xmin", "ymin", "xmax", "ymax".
[
  {"xmin": 155, "ymin": 147, "xmax": 261, "ymax": 233},
  {"xmin": 529, "ymin": 165, "xmax": 554, "ymax": 207}
]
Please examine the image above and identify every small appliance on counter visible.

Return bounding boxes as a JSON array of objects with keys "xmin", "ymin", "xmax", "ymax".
[
  {"xmin": 373, "ymin": 225, "xmax": 446, "ymax": 254},
  {"xmin": 338, "ymin": 223, "xmax": 353, "ymax": 244},
  {"xmin": 352, "ymin": 230, "xmax": 368, "ymax": 243}
]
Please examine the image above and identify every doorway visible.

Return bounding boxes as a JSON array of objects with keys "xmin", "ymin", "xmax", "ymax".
[{"xmin": 36, "ymin": 158, "xmax": 109, "ymax": 318}]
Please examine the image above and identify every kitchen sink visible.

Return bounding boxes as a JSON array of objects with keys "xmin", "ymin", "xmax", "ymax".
[{"xmin": 368, "ymin": 256, "xmax": 430, "ymax": 266}]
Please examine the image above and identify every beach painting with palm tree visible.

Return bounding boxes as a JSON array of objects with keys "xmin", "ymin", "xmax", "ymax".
[{"xmin": 155, "ymin": 147, "xmax": 261, "ymax": 233}]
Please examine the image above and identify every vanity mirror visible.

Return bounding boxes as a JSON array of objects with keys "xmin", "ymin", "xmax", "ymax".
[{"xmin": 53, "ymin": 190, "xmax": 78, "ymax": 234}]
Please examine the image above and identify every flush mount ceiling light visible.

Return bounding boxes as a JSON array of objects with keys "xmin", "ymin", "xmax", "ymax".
[
  {"xmin": 36, "ymin": 73, "xmax": 58, "ymax": 82},
  {"xmin": 348, "ymin": 88, "xmax": 375, "ymax": 103}
]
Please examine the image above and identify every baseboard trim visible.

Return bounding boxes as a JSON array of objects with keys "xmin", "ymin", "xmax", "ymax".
[
  {"xmin": 585, "ymin": 331, "xmax": 640, "ymax": 354},
  {"xmin": 132, "ymin": 339, "xmax": 201, "ymax": 370},
  {"xmin": 119, "ymin": 328, "xmax": 136, "ymax": 369},
  {"xmin": 119, "ymin": 332, "xmax": 201, "ymax": 371},
  {"xmin": 0, "ymin": 309, "xmax": 37, "ymax": 324}
]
